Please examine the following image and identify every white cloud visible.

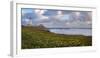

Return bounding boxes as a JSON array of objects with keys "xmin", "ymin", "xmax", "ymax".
[
  {"xmin": 65, "ymin": 21, "xmax": 92, "ymax": 28},
  {"xmin": 66, "ymin": 22, "xmax": 70, "ymax": 25},
  {"xmin": 24, "ymin": 19, "xmax": 30, "ymax": 22},
  {"xmin": 34, "ymin": 9, "xmax": 40, "ymax": 13},
  {"xmin": 38, "ymin": 16, "xmax": 49, "ymax": 20},
  {"xmin": 75, "ymin": 12, "xmax": 80, "ymax": 16},
  {"xmin": 57, "ymin": 11, "xmax": 63, "ymax": 15},
  {"xmin": 31, "ymin": 10, "xmax": 92, "ymax": 28},
  {"xmin": 34, "ymin": 9, "xmax": 49, "ymax": 22},
  {"xmin": 61, "ymin": 14, "xmax": 70, "ymax": 21},
  {"xmin": 34, "ymin": 9, "xmax": 47, "ymax": 15},
  {"xmin": 86, "ymin": 21, "xmax": 92, "ymax": 24},
  {"xmin": 57, "ymin": 11, "xmax": 63, "ymax": 18},
  {"xmin": 70, "ymin": 12, "xmax": 80, "ymax": 21}
]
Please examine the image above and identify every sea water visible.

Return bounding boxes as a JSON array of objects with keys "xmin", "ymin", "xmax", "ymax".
[{"xmin": 49, "ymin": 29, "xmax": 92, "ymax": 36}]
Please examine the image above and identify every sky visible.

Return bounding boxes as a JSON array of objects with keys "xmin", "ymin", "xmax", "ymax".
[{"xmin": 21, "ymin": 8, "xmax": 92, "ymax": 28}]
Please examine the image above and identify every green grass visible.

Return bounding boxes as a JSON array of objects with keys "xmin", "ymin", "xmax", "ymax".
[{"xmin": 21, "ymin": 26, "xmax": 92, "ymax": 49}]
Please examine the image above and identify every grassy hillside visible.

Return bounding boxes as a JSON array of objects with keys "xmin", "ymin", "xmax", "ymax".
[{"xmin": 21, "ymin": 26, "xmax": 92, "ymax": 49}]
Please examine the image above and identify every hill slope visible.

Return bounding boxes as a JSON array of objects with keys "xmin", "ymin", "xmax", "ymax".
[{"xmin": 22, "ymin": 26, "xmax": 92, "ymax": 49}]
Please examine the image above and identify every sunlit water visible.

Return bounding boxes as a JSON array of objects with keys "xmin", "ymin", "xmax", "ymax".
[{"xmin": 49, "ymin": 29, "xmax": 92, "ymax": 36}]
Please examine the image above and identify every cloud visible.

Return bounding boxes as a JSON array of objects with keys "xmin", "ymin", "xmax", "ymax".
[
  {"xmin": 57, "ymin": 11, "xmax": 63, "ymax": 15},
  {"xmin": 21, "ymin": 19, "xmax": 30, "ymax": 25},
  {"xmin": 65, "ymin": 20, "xmax": 92, "ymax": 28},
  {"xmin": 75, "ymin": 12, "xmax": 80, "ymax": 16},
  {"xmin": 47, "ymin": 11, "xmax": 69, "ymax": 21},
  {"xmin": 33, "ymin": 11, "xmax": 91, "ymax": 28},
  {"xmin": 34, "ymin": 9, "xmax": 47, "ymax": 15},
  {"xmin": 31, "ymin": 9, "xmax": 49, "ymax": 24},
  {"xmin": 54, "ymin": 11, "xmax": 63, "ymax": 20},
  {"xmin": 61, "ymin": 14, "xmax": 70, "ymax": 21},
  {"xmin": 21, "ymin": 8, "xmax": 92, "ymax": 28}
]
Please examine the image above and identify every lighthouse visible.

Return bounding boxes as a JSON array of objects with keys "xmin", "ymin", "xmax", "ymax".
[{"xmin": 27, "ymin": 16, "xmax": 33, "ymax": 26}]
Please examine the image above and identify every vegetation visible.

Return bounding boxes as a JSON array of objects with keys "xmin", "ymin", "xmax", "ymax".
[{"xmin": 21, "ymin": 26, "xmax": 92, "ymax": 49}]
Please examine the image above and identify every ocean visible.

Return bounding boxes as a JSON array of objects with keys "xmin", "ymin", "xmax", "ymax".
[{"xmin": 49, "ymin": 29, "xmax": 92, "ymax": 36}]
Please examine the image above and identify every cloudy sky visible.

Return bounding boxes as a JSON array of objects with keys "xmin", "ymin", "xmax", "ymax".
[{"xmin": 21, "ymin": 8, "xmax": 92, "ymax": 28}]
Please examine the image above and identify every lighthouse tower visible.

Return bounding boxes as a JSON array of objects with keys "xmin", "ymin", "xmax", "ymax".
[{"xmin": 27, "ymin": 17, "xmax": 33, "ymax": 26}]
